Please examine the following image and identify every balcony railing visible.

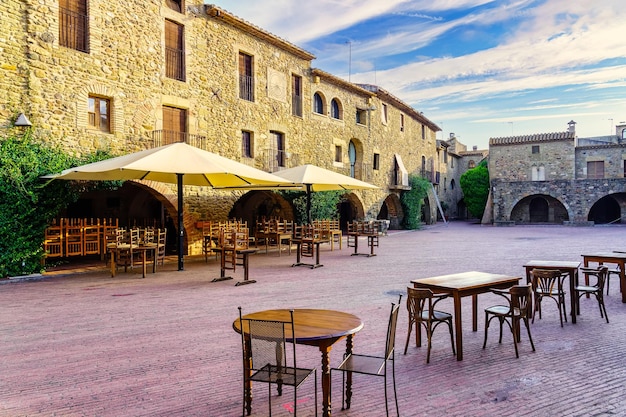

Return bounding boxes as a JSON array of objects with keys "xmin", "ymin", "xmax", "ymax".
[
  {"xmin": 239, "ymin": 74, "xmax": 254, "ymax": 101},
  {"xmin": 149, "ymin": 130, "xmax": 207, "ymax": 149},
  {"xmin": 165, "ymin": 47, "xmax": 185, "ymax": 81},
  {"xmin": 259, "ymin": 149, "xmax": 300, "ymax": 172},
  {"xmin": 59, "ymin": 7, "xmax": 88, "ymax": 52}
]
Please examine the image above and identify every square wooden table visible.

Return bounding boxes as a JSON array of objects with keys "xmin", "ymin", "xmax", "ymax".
[
  {"xmin": 582, "ymin": 252, "xmax": 626, "ymax": 303},
  {"xmin": 411, "ymin": 271, "xmax": 520, "ymax": 361},
  {"xmin": 523, "ymin": 260, "xmax": 581, "ymax": 323}
]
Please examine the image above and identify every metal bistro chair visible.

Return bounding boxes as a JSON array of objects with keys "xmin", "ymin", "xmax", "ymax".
[
  {"xmin": 483, "ymin": 284, "xmax": 535, "ymax": 358},
  {"xmin": 404, "ymin": 287, "xmax": 455, "ymax": 363},
  {"xmin": 575, "ymin": 265, "xmax": 609, "ymax": 323},
  {"xmin": 238, "ymin": 307, "xmax": 317, "ymax": 417},
  {"xmin": 331, "ymin": 295, "xmax": 402, "ymax": 417},
  {"xmin": 530, "ymin": 268, "xmax": 568, "ymax": 327}
]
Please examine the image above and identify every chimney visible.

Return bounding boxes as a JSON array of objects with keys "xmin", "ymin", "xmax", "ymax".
[
  {"xmin": 568, "ymin": 120, "xmax": 576, "ymax": 134},
  {"xmin": 449, "ymin": 132, "xmax": 455, "ymax": 138},
  {"xmin": 473, "ymin": 146, "xmax": 477, "ymax": 151}
]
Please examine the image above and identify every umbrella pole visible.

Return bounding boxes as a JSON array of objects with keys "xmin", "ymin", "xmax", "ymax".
[
  {"xmin": 177, "ymin": 173, "xmax": 184, "ymax": 271},
  {"xmin": 306, "ymin": 184, "xmax": 312, "ymax": 225}
]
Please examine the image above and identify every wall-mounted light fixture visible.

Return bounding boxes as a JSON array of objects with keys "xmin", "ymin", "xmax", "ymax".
[{"xmin": 14, "ymin": 113, "xmax": 32, "ymax": 127}]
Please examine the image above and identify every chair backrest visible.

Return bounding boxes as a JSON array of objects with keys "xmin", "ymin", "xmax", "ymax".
[
  {"xmin": 531, "ymin": 268, "xmax": 562, "ymax": 293},
  {"xmin": 385, "ymin": 295, "xmax": 403, "ymax": 360},
  {"xmin": 239, "ymin": 308, "xmax": 295, "ymax": 372},
  {"xmin": 581, "ymin": 265, "xmax": 609, "ymax": 290},
  {"xmin": 509, "ymin": 284, "xmax": 532, "ymax": 318},
  {"xmin": 406, "ymin": 287, "xmax": 432, "ymax": 321}
]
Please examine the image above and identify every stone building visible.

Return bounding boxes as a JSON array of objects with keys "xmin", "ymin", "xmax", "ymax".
[
  {"xmin": 488, "ymin": 120, "xmax": 626, "ymax": 225},
  {"xmin": 0, "ymin": 1, "xmax": 457, "ymax": 255}
]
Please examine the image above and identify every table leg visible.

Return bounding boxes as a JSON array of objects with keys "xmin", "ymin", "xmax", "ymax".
[
  {"xmin": 152, "ymin": 248, "xmax": 157, "ymax": 274},
  {"xmin": 620, "ymin": 261, "xmax": 626, "ymax": 303},
  {"xmin": 472, "ymin": 294, "xmax": 478, "ymax": 331},
  {"xmin": 344, "ymin": 335, "xmax": 354, "ymax": 411},
  {"xmin": 570, "ymin": 270, "xmax": 577, "ymax": 323},
  {"xmin": 453, "ymin": 292, "xmax": 463, "ymax": 361},
  {"xmin": 243, "ymin": 337, "xmax": 253, "ymax": 416},
  {"xmin": 141, "ymin": 249, "xmax": 147, "ymax": 278},
  {"xmin": 320, "ymin": 345, "xmax": 332, "ymax": 417},
  {"xmin": 110, "ymin": 249, "xmax": 116, "ymax": 277}
]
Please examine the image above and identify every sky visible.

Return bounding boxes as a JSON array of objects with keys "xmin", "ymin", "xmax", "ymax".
[{"xmin": 208, "ymin": 0, "xmax": 626, "ymax": 150}]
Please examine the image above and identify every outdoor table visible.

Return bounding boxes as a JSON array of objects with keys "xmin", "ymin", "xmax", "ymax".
[
  {"xmin": 349, "ymin": 230, "xmax": 378, "ymax": 257},
  {"xmin": 211, "ymin": 247, "xmax": 257, "ymax": 286},
  {"xmin": 292, "ymin": 238, "xmax": 328, "ymax": 268},
  {"xmin": 411, "ymin": 271, "xmax": 520, "ymax": 361},
  {"xmin": 523, "ymin": 260, "xmax": 581, "ymax": 323},
  {"xmin": 108, "ymin": 245, "xmax": 157, "ymax": 279},
  {"xmin": 582, "ymin": 252, "xmax": 626, "ymax": 303},
  {"xmin": 234, "ymin": 308, "xmax": 363, "ymax": 417}
]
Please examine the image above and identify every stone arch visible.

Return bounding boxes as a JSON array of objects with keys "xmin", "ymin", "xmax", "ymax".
[
  {"xmin": 377, "ymin": 193, "xmax": 403, "ymax": 229},
  {"xmin": 229, "ymin": 191, "xmax": 294, "ymax": 227},
  {"xmin": 313, "ymin": 91, "xmax": 327, "ymax": 115},
  {"xmin": 338, "ymin": 192, "xmax": 365, "ymax": 230},
  {"xmin": 510, "ymin": 194, "xmax": 570, "ymax": 224},
  {"xmin": 348, "ymin": 138, "xmax": 366, "ymax": 180},
  {"xmin": 587, "ymin": 192, "xmax": 626, "ymax": 224}
]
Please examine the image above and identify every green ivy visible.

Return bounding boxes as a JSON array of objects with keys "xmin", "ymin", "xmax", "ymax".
[
  {"xmin": 0, "ymin": 131, "xmax": 116, "ymax": 278},
  {"xmin": 278, "ymin": 190, "xmax": 345, "ymax": 224},
  {"xmin": 400, "ymin": 174, "xmax": 431, "ymax": 229}
]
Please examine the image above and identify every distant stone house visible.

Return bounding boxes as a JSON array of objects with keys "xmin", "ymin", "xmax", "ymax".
[{"xmin": 488, "ymin": 121, "xmax": 626, "ymax": 225}]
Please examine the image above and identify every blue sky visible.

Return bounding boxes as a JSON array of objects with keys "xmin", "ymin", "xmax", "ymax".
[{"xmin": 208, "ymin": 0, "xmax": 626, "ymax": 150}]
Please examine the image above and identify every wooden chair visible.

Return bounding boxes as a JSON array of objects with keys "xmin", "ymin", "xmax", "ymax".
[
  {"xmin": 156, "ymin": 228, "xmax": 167, "ymax": 266},
  {"xmin": 64, "ymin": 218, "xmax": 84, "ymax": 257},
  {"xmin": 83, "ymin": 219, "xmax": 101, "ymax": 256},
  {"xmin": 222, "ymin": 228, "xmax": 249, "ymax": 273},
  {"xmin": 329, "ymin": 219, "xmax": 342, "ymax": 251},
  {"xmin": 575, "ymin": 265, "xmax": 609, "ymax": 323},
  {"xmin": 530, "ymin": 268, "xmax": 568, "ymax": 327},
  {"xmin": 44, "ymin": 219, "xmax": 64, "ymax": 258},
  {"xmin": 331, "ymin": 295, "xmax": 402, "ymax": 417},
  {"xmin": 404, "ymin": 287, "xmax": 455, "ymax": 363},
  {"xmin": 606, "ymin": 265, "xmax": 621, "ymax": 295},
  {"xmin": 238, "ymin": 307, "xmax": 317, "ymax": 417},
  {"xmin": 483, "ymin": 284, "xmax": 535, "ymax": 358}
]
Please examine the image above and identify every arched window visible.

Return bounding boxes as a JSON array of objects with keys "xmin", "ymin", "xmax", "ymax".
[
  {"xmin": 331, "ymin": 98, "xmax": 342, "ymax": 119},
  {"xmin": 313, "ymin": 92, "xmax": 324, "ymax": 114},
  {"xmin": 468, "ymin": 160, "xmax": 476, "ymax": 169}
]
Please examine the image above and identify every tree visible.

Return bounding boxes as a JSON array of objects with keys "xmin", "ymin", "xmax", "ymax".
[
  {"xmin": 400, "ymin": 174, "xmax": 431, "ymax": 229},
  {"xmin": 278, "ymin": 190, "xmax": 345, "ymax": 224},
  {"xmin": 460, "ymin": 159, "xmax": 490, "ymax": 219}
]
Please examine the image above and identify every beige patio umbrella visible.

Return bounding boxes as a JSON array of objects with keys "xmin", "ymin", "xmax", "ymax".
[
  {"xmin": 272, "ymin": 164, "xmax": 379, "ymax": 224},
  {"xmin": 42, "ymin": 142, "xmax": 293, "ymax": 270}
]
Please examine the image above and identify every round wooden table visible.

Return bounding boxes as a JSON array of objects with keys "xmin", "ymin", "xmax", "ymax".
[{"xmin": 234, "ymin": 308, "xmax": 363, "ymax": 417}]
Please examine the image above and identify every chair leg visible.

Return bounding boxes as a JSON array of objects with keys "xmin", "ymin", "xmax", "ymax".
[
  {"xmin": 524, "ymin": 317, "xmax": 536, "ymax": 352},
  {"xmin": 447, "ymin": 319, "xmax": 456, "ymax": 356},
  {"xmin": 426, "ymin": 326, "xmax": 432, "ymax": 364},
  {"xmin": 392, "ymin": 358, "xmax": 399, "ymax": 417},
  {"xmin": 384, "ymin": 366, "xmax": 389, "ymax": 417},
  {"xmin": 511, "ymin": 318, "xmax": 519, "ymax": 358},
  {"xmin": 404, "ymin": 318, "xmax": 413, "ymax": 355},
  {"xmin": 482, "ymin": 312, "xmax": 490, "ymax": 349}
]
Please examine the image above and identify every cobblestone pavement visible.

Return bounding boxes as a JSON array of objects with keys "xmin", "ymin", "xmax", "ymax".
[{"xmin": 2, "ymin": 222, "xmax": 626, "ymax": 417}]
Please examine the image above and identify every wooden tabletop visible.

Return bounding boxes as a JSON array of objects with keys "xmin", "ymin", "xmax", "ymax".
[
  {"xmin": 582, "ymin": 252, "xmax": 626, "ymax": 260},
  {"xmin": 233, "ymin": 309, "xmax": 364, "ymax": 342},
  {"xmin": 411, "ymin": 271, "xmax": 520, "ymax": 292},
  {"xmin": 524, "ymin": 260, "xmax": 581, "ymax": 269}
]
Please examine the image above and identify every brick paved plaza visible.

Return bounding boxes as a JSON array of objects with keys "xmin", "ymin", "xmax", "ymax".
[{"xmin": 2, "ymin": 222, "xmax": 626, "ymax": 416}]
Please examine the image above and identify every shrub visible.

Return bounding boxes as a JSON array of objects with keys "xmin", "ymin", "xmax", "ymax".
[{"xmin": 401, "ymin": 175, "xmax": 431, "ymax": 229}]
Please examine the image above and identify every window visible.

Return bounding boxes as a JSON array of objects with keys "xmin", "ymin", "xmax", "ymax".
[
  {"xmin": 239, "ymin": 52, "xmax": 254, "ymax": 101},
  {"xmin": 331, "ymin": 99, "xmax": 342, "ymax": 119},
  {"xmin": 292, "ymin": 75, "xmax": 302, "ymax": 117},
  {"xmin": 373, "ymin": 153, "xmax": 380, "ymax": 170},
  {"xmin": 451, "ymin": 157, "xmax": 454, "ymax": 168},
  {"xmin": 335, "ymin": 145, "xmax": 342, "ymax": 163},
  {"xmin": 88, "ymin": 96, "xmax": 111, "ymax": 133},
  {"xmin": 451, "ymin": 179, "xmax": 455, "ymax": 190},
  {"xmin": 242, "ymin": 131, "xmax": 253, "ymax": 158},
  {"xmin": 165, "ymin": 20, "xmax": 185, "ymax": 81},
  {"xmin": 443, "ymin": 150, "xmax": 448, "ymax": 164},
  {"xmin": 532, "ymin": 145, "xmax": 540, "ymax": 154},
  {"xmin": 381, "ymin": 104, "xmax": 388, "ymax": 124},
  {"xmin": 587, "ymin": 161, "xmax": 605, "ymax": 179},
  {"xmin": 356, "ymin": 109, "xmax": 367, "ymax": 125},
  {"xmin": 270, "ymin": 131, "xmax": 285, "ymax": 170},
  {"xmin": 400, "ymin": 114, "xmax": 405, "ymax": 132},
  {"xmin": 313, "ymin": 93, "xmax": 324, "ymax": 114},
  {"xmin": 468, "ymin": 160, "xmax": 476, "ymax": 169},
  {"xmin": 166, "ymin": 0, "xmax": 183, "ymax": 13},
  {"xmin": 59, "ymin": 0, "xmax": 89, "ymax": 52},
  {"xmin": 624, "ymin": 160, "xmax": 626, "ymax": 178},
  {"xmin": 163, "ymin": 105, "xmax": 187, "ymax": 144},
  {"xmin": 421, "ymin": 124, "xmax": 425, "ymax": 140},
  {"xmin": 532, "ymin": 166, "xmax": 545, "ymax": 181}
]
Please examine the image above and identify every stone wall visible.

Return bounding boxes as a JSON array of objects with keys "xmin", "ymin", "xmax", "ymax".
[{"xmin": 1, "ymin": 1, "xmax": 447, "ymax": 254}]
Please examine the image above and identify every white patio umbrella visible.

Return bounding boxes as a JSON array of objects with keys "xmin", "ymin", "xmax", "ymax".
[
  {"xmin": 42, "ymin": 142, "xmax": 293, "ymax": 270},
  {"xmin": 272, "ymin": 164, "xmax": 379, "ymax": 224}
]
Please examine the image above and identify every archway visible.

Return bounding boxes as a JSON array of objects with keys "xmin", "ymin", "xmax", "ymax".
[
  {"xmin": 377, "ymin": 194, "xmax": 403, "ymax": 229},
  {"xmin": 510, "ymin": 194, "xmax": 569, "ymax": 224},
  {"xmin": 229, "ymin": 191, "xmax": 294, "ymax": 228},
  {"xmin": 338, "ymin": 192, "xmax": 365, "ymax": 230},
  {"xmin": 588, "ymin": 195, "xmax": 622, "ymax": 224}
]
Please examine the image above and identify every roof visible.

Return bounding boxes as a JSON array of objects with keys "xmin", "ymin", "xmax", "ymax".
[
  {"xmin": 356, "ymin": 84, "xmax": 441, "ymax": 132},
  {"xmin": 489, "ymin": 131, "xmax": 575, "ymax": 146},
  {"xmin": 310, "ymin": 69, "xmax": 375, "ymax": 97},
  {"xmin": 205, "ymin": 5, "xmax": 316, "ymax": 61}
]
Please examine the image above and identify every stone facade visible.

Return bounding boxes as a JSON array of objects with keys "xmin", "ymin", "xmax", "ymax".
[
  {"xmin": 487, "ymin": 122, "xmax": 626, "ymax": 225},
  {"xmin": 1, "ymin": 1, "xmax": 466, "ymax": 255}
]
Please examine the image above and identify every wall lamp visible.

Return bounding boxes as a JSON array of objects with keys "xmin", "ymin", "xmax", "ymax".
[{"xmin": 14, "ymin": 113, "xmax": 32, "ymax": 127}]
